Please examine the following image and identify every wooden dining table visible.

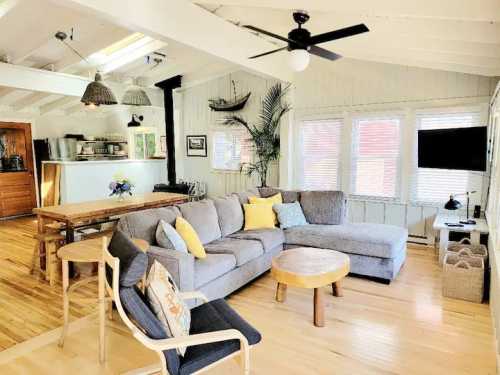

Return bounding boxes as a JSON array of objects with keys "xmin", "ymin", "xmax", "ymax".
[{"xmin": 33, "ymin": 192, "xmax": 188, "ymax": 269}]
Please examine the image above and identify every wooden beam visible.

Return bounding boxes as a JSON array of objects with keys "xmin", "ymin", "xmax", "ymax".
[
  {"xmin": 51, "ymin": 0, "xmax": 293, "ymax": 82},
  {"xmin": 192, "ymin": 0, "xmax": 500, "ymax": 22}
]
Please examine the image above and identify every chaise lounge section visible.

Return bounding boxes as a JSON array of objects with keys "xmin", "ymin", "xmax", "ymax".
[{"xmin": 117, "ymin": 187, "xmax": 407, "ymax": 302}]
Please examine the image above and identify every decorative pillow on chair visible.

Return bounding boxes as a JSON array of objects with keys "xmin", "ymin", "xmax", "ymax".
[
  {"xmin": 273, "ymin": 202, "xmax": 308, "ymax": 229},
  {"xmin": 156, "ymin": 219, "xmax": 188, "ymax": 253},
  {"xmin": 146, "ymin": 260, "xmax": 191, "ymax": 356},
  {"xmin": 243, "ymin": 203, "xmax": 275, "ymax": 230},
  {"xmin": 248, "ymin": 193, "xmax": 283, "ymax": 224},
  {"xmin": 175, "ymin": 217, "xmax": 206, "ymax": 258}
]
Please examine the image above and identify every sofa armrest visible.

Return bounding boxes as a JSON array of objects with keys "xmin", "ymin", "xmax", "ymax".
[{"xmin": 147, "ymin": 245, "xmax": 195, "ymax": 292}]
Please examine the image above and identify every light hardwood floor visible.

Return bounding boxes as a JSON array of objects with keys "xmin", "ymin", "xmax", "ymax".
[{"xmin": 0, "ymin": 216, "xmax": 496, "ymax": 374}]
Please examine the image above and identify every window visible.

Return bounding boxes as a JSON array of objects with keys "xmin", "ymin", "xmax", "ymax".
[
  {"xmin": 351, "ymin": 117, "xmax": 401, "ymax": 198},
  {"xmin": 299, "ymin": 119, "xmax": 342, "ymax": 190},
  {"xmin": 212, "ymin": 129, "xmax": 252, "ymax": 171},
  {"xmin": 413, "ymin": 110, "xmax": 483, "ymax": 204}
]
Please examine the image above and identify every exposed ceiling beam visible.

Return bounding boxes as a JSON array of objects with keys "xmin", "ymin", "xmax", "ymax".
[
  {"xmin": 39, "ymin": 96, "xmax": 77, "ymax": 115},
  {"xmin": 192, "ymin": 0, "xmax": 500, "ymax": 22},
  {"xmin": 51, "ymin": 0, "xmax": 293, "ymax": 82}
]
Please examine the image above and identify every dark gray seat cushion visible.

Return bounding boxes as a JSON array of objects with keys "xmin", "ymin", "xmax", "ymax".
[
  {"xmin": 177, "ymin": 200, "xmax": 222, "ymax": 245},
  {"xmin": 228, "ymin": 228, "xmax": 285, "ymax": 252},
  {"xmin": 204, "ymin": 238, "xmax": 264, "ymax": 266},
  {"xmin": 213, "ymin": 195, "xmax": 244, "ymax": 237},
  {"xmin": 259, "ymin": 187, "xmax": 300, "ymax": 203},
  {"xmin": 107, "ymin": 230, "xmax": 148, "ymax": 287},
  {"xmin": 300, "ymin": 191, "xmax": 347, "ymax": 225},
  {"xmin": 117, "ymin": 206, "xmax": 182, "ymax": 244},
  {"xmin": 284, "ymin": 223, "xmax": 408, "ymax": 259},
  {"xmin": 176, "ymin": 299, "xmax": 262, "ymax": 375},
  {"xmin": 194, "ymin": 253, "xmax": 237, "ymax": 288}
]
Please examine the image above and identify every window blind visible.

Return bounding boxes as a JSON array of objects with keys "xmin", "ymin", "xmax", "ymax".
[
  {"xmin": 299, "ymin": 119, "xmax": 342, "ymax": 190},
  {"xmin": 212, "ymin": 129, "xmax": 252, "ymax": 171},
  {"xmin": 413, "ymin": 111, "xmax": 483, "ymax": 204},
  {"xmin": 351, "ymin": 117, "xmax": 401, "ymax": 198}
]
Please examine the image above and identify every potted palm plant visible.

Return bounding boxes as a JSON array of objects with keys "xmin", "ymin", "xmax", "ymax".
[{"xmin": 223, "ymin": 83, "xmax": 290, "ymax": 187}]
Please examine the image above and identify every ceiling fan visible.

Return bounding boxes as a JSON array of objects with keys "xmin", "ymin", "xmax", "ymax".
[{"xmin": 244, "ymin": 10, "xmax": 369, "ymax": 71}]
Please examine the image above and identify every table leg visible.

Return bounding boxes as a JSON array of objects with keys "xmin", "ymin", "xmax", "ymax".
[
  {"xmin": 98, "ymin": 260, "xmax": 106, "ymax": 363},
  {"xmin": 65, "ymin": 222, "xmax": 76, "ymax": 278},
  {"xmin": 59, "ymin": 260, "xmax": 69, "ymax": 348},
  {"xmin": 37, "ymin": 215, "xmax": 46, "ymax": 270},
  {"xmin": 275, "ymin": 282, "xmax": 287, "ymax": 303},
  {"xmin": 332, "ymin": 281, "xmax": 343, "ymax": 297},
  {"xmin": 314, "ymin": 288, "xmax": 325, "ymax": 327},
  {"xmin": 438, "ymin": 228, "xmax": 449, "ymax": 265}
]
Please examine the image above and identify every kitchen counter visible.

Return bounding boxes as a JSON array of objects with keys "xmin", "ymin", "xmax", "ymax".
[{"xmin": 42, "ymin": 158, "xmax": 168, "ymax": 204}]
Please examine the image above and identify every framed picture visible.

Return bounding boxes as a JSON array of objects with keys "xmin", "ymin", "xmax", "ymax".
[{"xmin": 186, "ymin": 135, "xmax": 207, "ymax": 157}]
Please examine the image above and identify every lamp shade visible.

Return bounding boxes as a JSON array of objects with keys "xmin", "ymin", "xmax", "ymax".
[
  {"xmin": 122, "ymin": 85, "xmax": 152, "ymax": 106},
  {"xmin": 289, "ymin": 49, "xmax": 310, "ymax": 72},
  {"xmin": 81, "ymin": 73, "xmax": 117, "ymax": 106},
  {"xmin": 444, "ymin": 195, "xmax": 462, "ymax": 210}
]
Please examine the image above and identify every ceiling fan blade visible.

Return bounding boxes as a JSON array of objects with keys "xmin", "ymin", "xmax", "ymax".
[
  {"xmin": 243, "ymin": 25, "xmax": 299, "ymax": 46},
  {"xmin": 309, "ymin": 45, "xmax": 342, "ymax": 61},
  {"xmin": 309, "ymin": 24, "xmax": 369, "ymax": 45},
  {"xmin": 249, "ymin": 47, "xmax": 288, "ymax": 59}
]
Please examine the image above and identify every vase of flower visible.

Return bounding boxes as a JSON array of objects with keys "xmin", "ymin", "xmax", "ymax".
[{"xmin": 109, "ymin": 174, "xmax": 134, "ymax": 201}]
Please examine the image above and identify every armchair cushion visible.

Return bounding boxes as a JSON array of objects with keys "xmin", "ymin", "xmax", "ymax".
[
  {"xmin": 175, "ymin": 299, "xmax": 262, "ymax": 375},
  {"xmin": 108, "ymin": 230, "xmax": 148, "ymax": 287}
]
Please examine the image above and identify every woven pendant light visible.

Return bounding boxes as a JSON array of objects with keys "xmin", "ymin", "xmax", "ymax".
[
  {"xmin": 81, "ymin": 72, "xmax": 118, "ymax": 106},
  {"xmin": 122, "ymin": 85, "xmax": 152, "ymax": 106}
]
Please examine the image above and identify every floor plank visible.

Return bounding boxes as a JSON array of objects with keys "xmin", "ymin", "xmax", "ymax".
[{"xmin": 0, "ymin": 216, "xmax": 496, "ymax": 374}]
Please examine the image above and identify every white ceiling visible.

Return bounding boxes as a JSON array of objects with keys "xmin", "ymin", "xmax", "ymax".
[{"xmin": 194, "ymin": 0, "xmax": 500, "ymax": 77}]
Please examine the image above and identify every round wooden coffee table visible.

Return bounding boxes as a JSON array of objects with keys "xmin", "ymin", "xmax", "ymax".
[{"xmin": 271, "ymin": 247, "xmax": 350, "ymax": 327}]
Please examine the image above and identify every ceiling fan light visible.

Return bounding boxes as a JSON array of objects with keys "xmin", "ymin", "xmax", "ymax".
[
  {"xmin": 289, "ymin": 49, "xmax": 310, "ymax": 72},
  {"xmin": 81, "ymin": 72, "xmax": 118, "ymax": 106},
  {"xmin": 122, "ymin": 85, "xmax": 152, "ymax": 106}
]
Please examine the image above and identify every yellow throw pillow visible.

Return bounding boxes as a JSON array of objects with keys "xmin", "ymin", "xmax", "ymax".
[
  {"xmin": 248, "ymin": 193, "xmax": 283, "ymax": 224},
  {"xmin": 175, "ymin": 217, "xmax": 206, "ymax": 258},
  {"xmin": 244, "ymin": 203, "xmax": 275, "ymax": 230}
]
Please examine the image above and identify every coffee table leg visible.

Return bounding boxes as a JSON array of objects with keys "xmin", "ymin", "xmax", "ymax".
[
  {"xmin": 276, "ymin": 282, "xmax": 287, "ymax": 302},
  {"xmin": 332, "ymin": 281, "xmax": 343, "ymax": 297},
  {"xmin": 314, "ymin": 288, "xmax": 325, "ymax": 327}
]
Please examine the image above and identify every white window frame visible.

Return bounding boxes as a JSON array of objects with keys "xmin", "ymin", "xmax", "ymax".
[
  {"xmin": 410, "ymin": 105, "xmax": 487, "ymax": 206},
  {"xmin": 350, "ymin": 113, "xmax": 403, "ymax": 201},
  {"xmin": 210, "ymin": 126, "xmax": 252, "ymax": 172},
  {"xmin": 295, "ymin": 115, "xmax": 344, "ymax": 191}
]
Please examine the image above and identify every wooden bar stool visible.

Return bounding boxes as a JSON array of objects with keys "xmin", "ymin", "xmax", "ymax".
[
  {"xmin": 57, "ymin": 236, "xmax": 149, "ymax": 363},
  {"xmin": 31, "ymin": 232, "xmax": 65, "ymax": 286}
]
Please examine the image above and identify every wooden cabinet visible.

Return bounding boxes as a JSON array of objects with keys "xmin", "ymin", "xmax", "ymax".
[{"xmin": 0, "ymin": 122, "xmax": 37, "ymax": 218}]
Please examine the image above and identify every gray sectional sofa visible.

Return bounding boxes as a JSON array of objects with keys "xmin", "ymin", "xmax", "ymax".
[{"xmin": 117, "ymin": 188, "xmax": 407, "ymax": 302}]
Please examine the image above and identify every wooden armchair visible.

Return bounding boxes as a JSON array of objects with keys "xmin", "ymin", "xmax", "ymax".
[{"xmin": 103, "ymin": 234, "xmax": 261, "ymax": 375}]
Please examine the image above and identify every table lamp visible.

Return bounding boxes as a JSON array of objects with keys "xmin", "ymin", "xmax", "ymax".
[{"xmin": 444, "ymin": 191, "xmax": 476, "ymax": 225}]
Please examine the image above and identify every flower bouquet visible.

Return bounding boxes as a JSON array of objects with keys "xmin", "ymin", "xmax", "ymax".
[{"xmin": 109, "ymin": 173, "xmax": 134, "ymax": 201}]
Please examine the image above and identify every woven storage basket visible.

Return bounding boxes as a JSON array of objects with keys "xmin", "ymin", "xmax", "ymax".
[
  {"xmin": 443, "ymin": 253, "xmax": 484, "ymax": 303},
  {"xmin": 447, "ymin": 238, "xmax": 488, "ymax": 263}
]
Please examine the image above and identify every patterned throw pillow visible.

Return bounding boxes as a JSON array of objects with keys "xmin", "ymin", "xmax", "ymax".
[
  {"xmin": 273, "ymin": 202, "xmax": 308, "ymax": 229},
  {"xmin": 146, "ymin": 260, "xmax": 191, "ymax": 356},
  {"xmin": 156, "ymin": 219, "xmax": 188, "ymax": 253}
]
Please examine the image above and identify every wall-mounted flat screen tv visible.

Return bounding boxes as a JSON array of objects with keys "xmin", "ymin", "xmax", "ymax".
[{"xmin": 418, "ymin": 126, "xmax": 487, "ymax": 172}]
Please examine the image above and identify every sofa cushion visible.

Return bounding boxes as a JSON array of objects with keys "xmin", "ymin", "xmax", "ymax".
[
  {"xmin": 194, "ymin": 253, "xmax": 237, "ymax": 288},
  {"xmin": 213, "ymin": 195, "xmax": 244, "ymax": 237},
  {"xmin": 258, "ymin": 187, "xmax": 300, "ymax": 203},
  {"xmin": 204, "ymin": 238, "xmax": 264, "ymax": 266},
  {"xmin": 300, "ymin": 191, "xmax": 347, "ymax": 225},
  {"xmin": 284, "ymin": 223, "xmax": 408, "ymax": 259},
  {"xmin": 273, "ymin": 202, "xmax": 308, "ymax": 229},
  {"xmin": 229, "ymin": 228, "xmax": 285, "ymax": 252},
  {"xmin": 108, "ymin": 230, "xmax": 148, "ymax": 287},
  {"xmin": 177, "ymin": 200, "xmax": 221, "ymax": 245},
  {"xmin": 234, "ymin": 187, "xmax": 260, "ymax": 205},
  {"xmin": 117, "ymin": 206, "xmax": 182, "ymax": 245},
  {"xmin": 176, "ymin": 299, "xmax": 261, "ymax": 375}
]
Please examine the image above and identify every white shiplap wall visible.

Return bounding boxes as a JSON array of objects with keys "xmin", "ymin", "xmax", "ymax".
[
  {"xmin": 177, "ymin": 70, "xmax": 279, "ymax": 197},
  {"xmin": 291, "ymin": 57, "xmax": 497, "ymax": 239}
]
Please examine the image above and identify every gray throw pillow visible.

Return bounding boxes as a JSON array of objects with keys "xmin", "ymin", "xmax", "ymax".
[
  {"xmin": 155, "ymin": 220, "xmax": 188, "ymax": 253},
  {"xmin": 213, "ymin": 195, "xmax": 244, "ymax": 236},
  {"xmin": 273, "ymin": 202, "xmax": 308, "ymax": 229}
]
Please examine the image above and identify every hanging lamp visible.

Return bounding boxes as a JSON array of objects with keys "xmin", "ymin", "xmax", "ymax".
[
  {"xmin": 55, "ymin": 30, "xmax": 117, "ymax": 107},
  {"xmin": 121, "ymin": 85, "xmax": 151, "ymax": 106}
]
